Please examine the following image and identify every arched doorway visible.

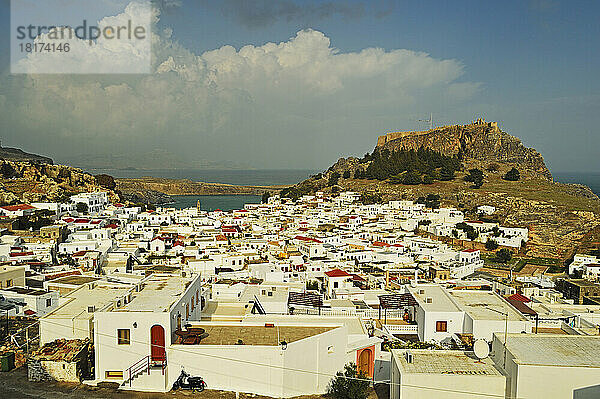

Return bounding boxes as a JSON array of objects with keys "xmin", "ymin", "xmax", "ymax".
[
  {"xmin": 357, "ymin": 348, "xmax": 373, "ymax": 378},
  {"xmin": 150, "ymin": 324, "xmax": 166, "ymax": 363}
]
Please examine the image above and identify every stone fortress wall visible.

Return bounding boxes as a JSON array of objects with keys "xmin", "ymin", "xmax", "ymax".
[{"xmin": 376, "ymin": 118, "xmax": 499, "ymax": 147}]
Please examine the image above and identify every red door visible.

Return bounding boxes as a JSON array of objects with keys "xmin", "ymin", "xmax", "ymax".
[{"xmin": 150, "ymin": 325, "xmax": 166, "ymax": 362}]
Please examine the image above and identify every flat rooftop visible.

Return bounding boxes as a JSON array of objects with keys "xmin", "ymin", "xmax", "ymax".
[
  {"xmin": 185, "ymin": 323, "xmax": 336, "ymax": 346},
  {"xmin": 503, "ymin": 334, "xmax": 600, "ymax": 367},
  {"xmin": 43, "ymin": 284, "xmax": 131, "ymax": 319},
  {"xmin": 202, "ymin": 301, "xmax": 249, "ymax": 320},
  {"xmin": 449, "ymin": 291, "xmax": 527, "ymax": 321},
  {"xmin": 117, "ymin": 275, "xmax": 191, "ymax": 312},
  {"xmin": 1, "ymin": 287, "xmax": 48, "ymax": 296},
  {"xmin": 392, "ymin": 349, "xmax": 502, "ymax": 376},
  {"xmin": 49, "ymin": 276, "xmax": 100, "ymax": 285},
  {"xmin": 408, "ymin": 285, "xmax": 462, "ymax": 313}
]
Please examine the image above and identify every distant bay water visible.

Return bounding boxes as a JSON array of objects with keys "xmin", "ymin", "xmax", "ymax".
[
  {"xmin": 89, "ymin": 168, "xmax": 318, "ymax": 210},
  {"xmin": 554, "ymin": 172, "xmax": 600, "ymax": 196},
  {"xmin": 90, "ymin": 168, "xmax": 318, "ymax": 186}
]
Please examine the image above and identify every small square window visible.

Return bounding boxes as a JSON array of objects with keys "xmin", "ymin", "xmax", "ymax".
[
  {"xmin": 435, "ymin": 321, "xmax": 447, "ymax": 333},
  {"xmin": 117, "ymin": 329, "xmax": 130, "ymax": 345}
]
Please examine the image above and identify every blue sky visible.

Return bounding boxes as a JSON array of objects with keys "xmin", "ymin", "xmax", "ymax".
[{"xmin": 0, "ymin": 0, "xmax": 598, "ymax": 172}]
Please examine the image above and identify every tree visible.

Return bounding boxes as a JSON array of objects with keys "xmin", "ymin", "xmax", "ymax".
[
  {"xmin": 485, "ymin": 239, "xmax": 499, "ymax": 250},
  {"xmin": 496, "ymin": 248, "xmax": 513, "ymax": 263},
  {"xmin": 75, "ymin": 202, "xmax": 88, "ymax": 213},
  {"xmin": 400, "ymin": 170, "xmax": 422, "ymax": 185},
  {"xmin": 343, "ymin": 170, "xmax": 351, "ymax": 179},
  {"xmin": 465, "ymin": 168, "xmax": 484, "ymax": 188},
  {"xmin": 0, "ymin": 162, "xmax": 17, "ymax": 178},
  {"xmin": 417, "ymin": 194, "xmax": 441, "ymax": 209},
  {"xmin": 439, "ymin": 165, "xmax": 455, "ymax": 181},
  {"xmin": 306, "ymin": 280, "xmax": 319, "ymax": 290},
  {"xmin": 327, "ymin": 363, "xmax": 370, "ymax": 399},
  {"xmin": 422, "ymin": 174, "xmax": 434, "ymax": 184},
  {"xmin": 503, "ymin": 167, "xmax": 521, "ymax": 181},
  {"xmin": 486, "ymin": 162, "xmax": 500, "ymax": 172},
  {"xmin": 95, "ymin": 174, "xmax": 116, "ymax": 190},
  {"xmin": 261, "ymin": 191, "xmax": 271, "ymax": 204},
  {"xmin": 466, "ymin": 229, "xmax": 479, "ymax": 241},
  {"xmin": 328, "ymin": 172, "xmax": 340, "ymax": 186}
]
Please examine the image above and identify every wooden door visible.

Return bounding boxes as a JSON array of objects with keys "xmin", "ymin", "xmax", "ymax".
[
  {"xmin": 358, "ymin": 348, "xmax": 372, "ymax": 377},
  {"xmin": 150, "ymin": 324, "xmax": 166, "ymax": 362}
]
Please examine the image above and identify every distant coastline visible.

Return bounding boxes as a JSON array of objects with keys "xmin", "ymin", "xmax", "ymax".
[
  {"xmin": 91, "ymin": 168, "xmax": 318, "ymax": 187},
  {"xmin": 554, "ymin": 172, "xmax": 600, "ymax": 196}
]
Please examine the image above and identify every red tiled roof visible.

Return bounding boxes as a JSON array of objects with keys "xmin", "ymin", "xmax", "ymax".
[
  {"xmin": 372, "ymin": 241, "xmax": 391, "ymax": 247},
  {"xmin": 507, "ymin": 293, "xmax": 531, "ymax": 303},
  {"xmin": 294, "ymin": 235, "xmax": 322, "ymax": 244},
  {"xmin": 74, "ymin": 219, "xmax": 90, "ymax": 224},
  {"xmin": 0, "ymin": 204, "xmax": 36, "ymax": 211},
  {"xmin": 507, "ymin": 298, "xmax": 536, "ymax": 316},
  {"xmin": 325, "ymin": 269, "xmax": 350, "ymax": 278},
  {"xmin": 24, "ymin": 310, "xmax": 36, "ymax": 316},
  {"xmin": 462, "ymin": 249, "xmax": 479, "ymax": 253},
  {"xmin": 106, "ymin": 223, "xmax": 118, "ymax": 229},
  {"xmin": 0, "ymin": 204, "xmax": 35, "ymax": 212},
  {"xmin": 10, "ymin": 251, "xmax": 34, "ymax": 257}
]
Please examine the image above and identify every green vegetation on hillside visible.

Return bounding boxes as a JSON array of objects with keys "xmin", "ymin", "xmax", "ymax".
[{"xmin": 360, "ymin": 147, "xmax": 461, "ymax": 184}]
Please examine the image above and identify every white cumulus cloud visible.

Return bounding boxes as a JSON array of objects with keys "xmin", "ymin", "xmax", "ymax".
[{"xmin": 1, "ymin": 3, "xmax": 480, "ymax": 169}]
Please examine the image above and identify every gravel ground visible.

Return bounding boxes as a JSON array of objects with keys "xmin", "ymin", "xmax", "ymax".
[{"xmin": 0, "ymin": 367, "xmax": 388, "ymax": 399}]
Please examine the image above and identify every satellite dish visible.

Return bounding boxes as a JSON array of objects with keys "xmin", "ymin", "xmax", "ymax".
[{"xmin": 473, "ymin": 339, "xmax": 490, "ymax": 360}]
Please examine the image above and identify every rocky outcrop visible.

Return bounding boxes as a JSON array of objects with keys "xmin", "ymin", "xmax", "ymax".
[
  {"xmin": 0, "ymin": 160, "xmax": 118, "ymax": 205},
  {"xmin": 284, "ymin": 119, "xmax": 600, "ymax": 259},
  {"xmin": 0, "ymin": 145, "xmax": 53, "ymax": 164},
  {"xmin": 376, "ymin": 120, "xmax": 552, "ymax": 180},
  {"xmin": 119, "ymin": 189, "xmax": 174, "ymax": 205}
]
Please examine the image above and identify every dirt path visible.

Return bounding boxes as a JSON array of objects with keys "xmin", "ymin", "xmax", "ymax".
[{"xmin": 0, "ymin": 367, "xmax": 388, "ymax": 399}]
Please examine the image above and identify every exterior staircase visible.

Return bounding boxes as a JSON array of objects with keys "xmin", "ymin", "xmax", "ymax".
[{"xmin": 121, "ymin": 356, "xmax": 168, "ymax": 392}]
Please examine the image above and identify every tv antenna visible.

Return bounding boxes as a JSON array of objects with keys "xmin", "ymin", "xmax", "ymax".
[{"xmin": 417, "ymin": 113, "xmax": 433, "ymax": 130}]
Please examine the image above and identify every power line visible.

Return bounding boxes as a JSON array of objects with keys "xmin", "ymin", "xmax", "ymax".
[{"xmin": 25, "ymin": 316, "xmax": 524, "ymax": 398}]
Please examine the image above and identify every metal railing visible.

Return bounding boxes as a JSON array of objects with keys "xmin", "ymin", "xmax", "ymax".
[{"xmin": 126, "ymin": 355, "xmax": 150, "ymax": 386}]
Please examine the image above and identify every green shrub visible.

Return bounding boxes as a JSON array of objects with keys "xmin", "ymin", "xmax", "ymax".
[{"xmin": 327, "ymin": 363, "xmax": 370, "ymax": 399}]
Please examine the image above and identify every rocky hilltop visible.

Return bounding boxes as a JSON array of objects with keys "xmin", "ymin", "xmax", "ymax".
[
  {"xmin": 0, "ymin": 144, "xmax": 53, "ymax": 164},
  {"xmin": 284, "ymin": 119, "xmax": 600, "ymax": 259},
  {"xmin": 376, "ymin": 119, "xmax": 551, "ymax": 180},
  {"xmin": 0, "ymin": 160, "xmax": 118, "ymax": 205}
]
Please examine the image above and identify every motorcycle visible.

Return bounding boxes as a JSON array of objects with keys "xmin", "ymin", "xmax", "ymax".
[{"xmin": 172, "ymin": 369, "xmax": 206, "ymax": 392}]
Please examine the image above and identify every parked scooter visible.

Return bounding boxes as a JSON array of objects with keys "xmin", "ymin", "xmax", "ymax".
[{"xmin": 172, "ymin": 369, "xmax": 206, "ymax": 392}]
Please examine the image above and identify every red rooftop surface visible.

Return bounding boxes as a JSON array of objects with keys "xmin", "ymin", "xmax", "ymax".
[
  {"xmin": 0, "ymin": 204, "xmax": 36, "ymax": 211},
  {"xmin": 507, "ymin": 293, "xmax": 531, "ymax": 303},
  {"xmin": 372, "ymin": 241, "xmax": 390, "ymax": 247},
  {"xmin": 294, "ymin": 235, "xmax": 323, "ymax": 244},
  {"xmin": 325, "ymin": 269, "xmax": 351, "ymax": 278}
]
